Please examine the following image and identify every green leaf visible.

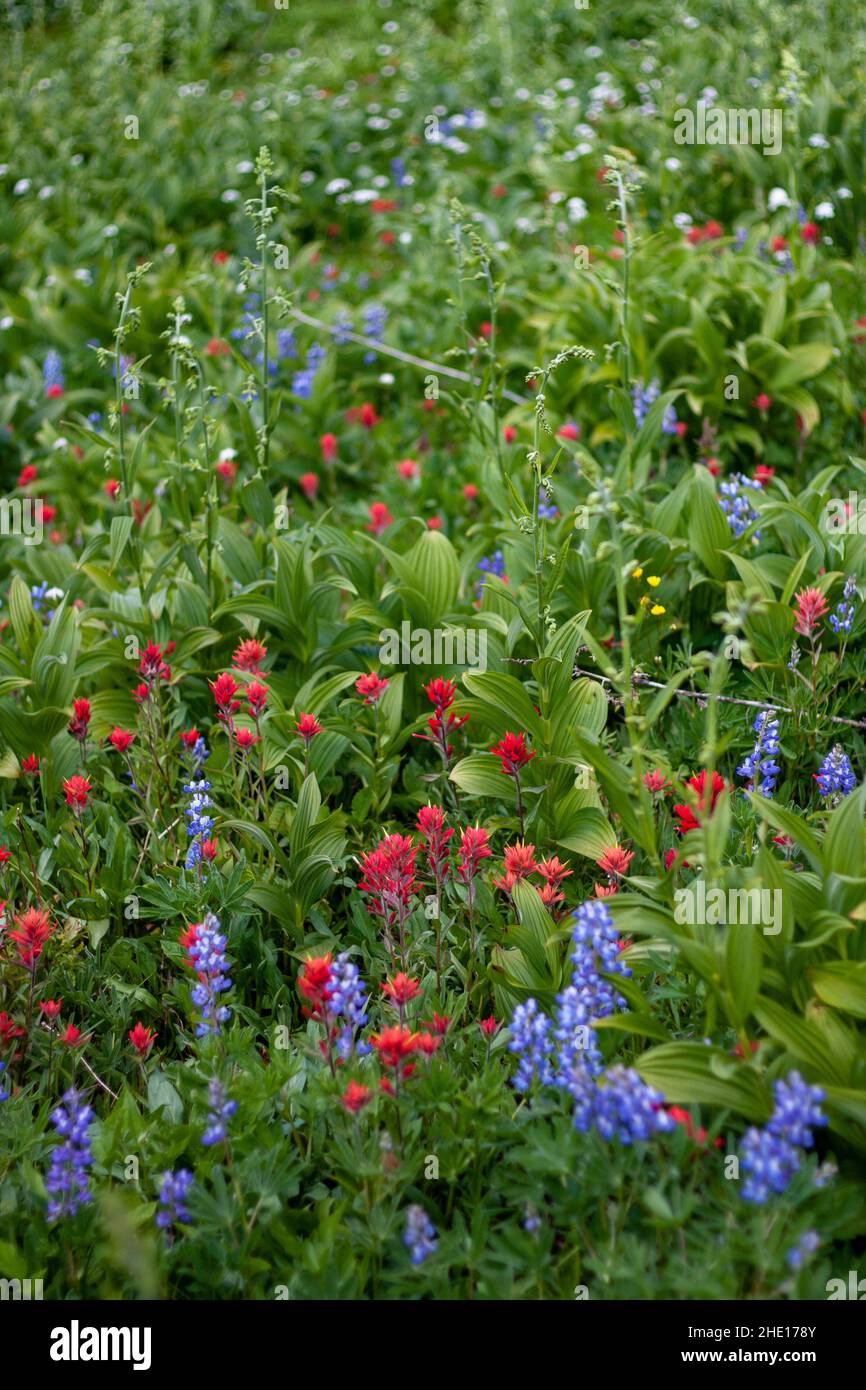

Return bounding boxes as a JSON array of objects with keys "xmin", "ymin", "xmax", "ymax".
[
  {"xmin": 450, "ymin": 753, "xmax": 517, "ymax": 801},
  {"xmin": 635, "ymin": 1042, "xmax": 771, "ymax": 1121},
  {"xmin": 822, "ymin": 782, "xmax": 866, "ymax": 878},
  {"xmin": 809, "ymin": 963, "xmax": 866, "ymax": 1019},
  {"xmin": 688, "ymin": 467, "xmax": 730, "ymax": 581}
]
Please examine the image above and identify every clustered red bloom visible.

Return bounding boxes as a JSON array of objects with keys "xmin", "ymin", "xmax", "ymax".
[
  {"xmin": 356, "ymin": 671, "xmax": 389, "ymax": 704},
  {"xmin": 491, "ymin": 731, "xmax": 535, "ymax": 776},
  {"xmin": 298, "ymin": 954, "xmax": 334, "ymax": 1016},
  {"xmin": 232, "ymin": 639, "xmax": 267, "ymax": 673},
  {"xmin": 201, "ymin": 838, "xmax": 219, "ymax": 862},
  {"xmin": 642, "ymin": 769, "xmax": 669, "ymax": 793},
  {"xmin": 415, "ymin": 678, "xmax": 469, "ymax": 764},
  {"xmin": 129, "ymin": 1021, "xmax": 157, "ymax": 1057},
  {"xmin": 358, "ymin": 833, "xmax": 418, "ymax": 961},
  {"xmin": 493, "ymin": 841, "xmax": 539, "ymax": 894},
  {"xmin": 67, "ymin": 697, "xmax": 91, "ymax": 743},
  {"xmin": 371, "ymin": 1024, "xmax": 419, "ymax": 1070},
  {"xmin": 211, "ymin": 672, "xmax": 241, "ymax": 719},
  {"xmin": 479, "ymin": 1016, "xmax": 499, "ymax": 1038},
  {"xmin": 673, "ymin": 770, "xmax": 727, "ymax": 834},
  {"xmin": 39, "ymin": 998, "xmax": 62, "ymax": 1020},
  {"xmin": 595, "ymin": 844, "xmax": 635, "ymax": 892},
  {"xmin": 346, "ymin": 402, "xmax": 381, "ymax": 429},
  {"xmin": 320, "ymin": 432, "xmax": 338, "ymax": 462},
  {"xmin": 62, "ymin": 775, "xmax": 91, "ymax": 811},
  {"xmin": 340, "ymin": 1079, "xmax": 372, "ymax": 1113},
  {"xmin": 235, "ymin": 728, "xmax": 260, "ymax": 752},
  {"xmin": 299, "ymin": 472, "xmax": 319, "ymax": 500},
  {"xmin": 686, "ymin": 219, "xmax": 724, "ymax": 244},
  {"xmin": 366, "ymin": 501, "xmax": 393, "ymax": 535},
  {"xmin": 0, "ymin": 1011, "xmax": 27, "ymax": 1044},
  {"xmin": 247, "ymin": 681, "xmax": 268, "ymax": 719},
  {"xmin": 537, "ymin": 855, "xmax": 573, "ymax": 907},
  {"xmin": 296, "ymin": 712, "xmax": 323, "ymax": 743},
  {"xmin": 21, "ymin": 753, "xmax": 40, "ymax": 777},
  {"xmin": 10, "ymin": 907, "xmax": 54, "ymax": 969},
  {"xmin": 108, "ymin": 727, "xmax": 135, "ymax": 754},
  {"xmin": 793, "ymin": 586, "xmax": 829, "ymax": 639},
  {"xmin": 138, "ymin": 641, "xmax": 171, "ymax": 684},
  {"xmin": 416, "ymin": 804, "xmax": 454, "ymax": 884},
  {"xmin": 668, "ymin": 1106, "xmax": 723, "ymax": 1149},
  {"xmin": 457, "ymin": 826, "xmax": 492, "ymax": 887},
  {"xmin": 382, "ymin": 973, "xmax": 421, "ymax": 1006}
]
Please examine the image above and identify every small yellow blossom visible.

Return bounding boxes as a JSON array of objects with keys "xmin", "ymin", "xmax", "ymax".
[
  {"xmin": 651, "ymin": 604, "xmax": 666, "ymax": 616},
  {"xmin": 631, "ymin": 567, "xmax": 643, "ymax": 579},
  {"xmin": 647, "ymin": 575, "xmax": 661, "ymax": 588},
  {"xmin": 639, "ymin": 595, "xmax": 650, "ymax": 607}
]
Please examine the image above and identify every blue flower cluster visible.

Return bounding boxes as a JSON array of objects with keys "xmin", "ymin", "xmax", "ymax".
[
  {"xmin": 0, "ymin": 1060, "xmax": 8, "ymax": 1102},
  {"xmin": 509, "ymin": 900, "xmax": 673, "ymax": 1144},
  {"xmin": 631, "ymin": 377, "xmax": 660, "ymax": 427},
  {"xmin": 202, "ymin": 1077, "xmax": 237, "ymax": 1147},
  {"xmin": 719, "ymin": 473, "xmax": 762, "ymax": 538},
  {"xmin": 184, "ymin": 777, "xmax": 214, "ymax": 869},
  {"xmin": 737, "ymin": 711, "xmax": 781, "ymax": 797},
  {"xmin": 46, "ymin": 1088, "xmax": 94, "ymax": 1221},
  {"xmin": 276, "ymin": 327, "xmax": 297, "ymax": 361},
  {"xmin": 815, "ymin": 744, "xmax": 856, "ymax": 800},
  {"xmin": 404, "ymin": 1204, "xmax": 438, "ymax": 1265},
  {"xmin": 740, "ymin": 1071, "xmax": 826, "ymax": 1204},
  {"xmin": 829, "ymin": 575, "xmax": 858, "ymax": 634},
  {"xmin": 327, "ymin": 953, "xmax": 372, "ymax": 1058},
  {"xmin": 476, "ymin": 549, "xmax": 506, "ymax": 599},
  {"xmin": 787, "ymin": 1230, "xmax": 820, "ymax": 1270},
  {"xmin": 292, "ymin": 343, "xmax": 327, "ymax": 399},
  {"xmin": 184, "ymin": 736, "xmax": 210, "ymax": 773},
  {"xmin": 43, "ymin": 349, "xmax": 64, "ymax": 392},
  {"xmin": 187, "ymin": 913, "xmax": 232, "ymax": 1037},
  {"xmin": 362, "ymin": 303, "xmax": 387, "ymax": 362},
  {"xmin": 156, "ymin": 1169, "xmax": 194, "ymax": 1230},
  {"xmin": 508, "ymin": 998, "xmax": 555, "ymax": 1092}
]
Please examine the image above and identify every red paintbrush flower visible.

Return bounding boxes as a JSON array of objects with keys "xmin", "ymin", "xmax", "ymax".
[
  {"xmin": 479, "ymin": 1016, "xmax": 499, "ymax": 1038},
  {"xmin": 67, "ymin": 697, "xmax": 91, "ymax": 743},
  {"xmin": 59, "ymin": 1023, "xmax": 85, "ymax": 1047},
  {"xmin": 642, "ymin": 769, "xmax": 669, "ymax": 793},
  {"xmin": 320, "ymin": 432, "xmax": 338, "ymax": 462},
  {"xmin": 138, "ymin": 641, "xmax": 170, "ymax": 682},
  {"xmin": 246, "ymin": 681, "xmax": 268, "ymax": 719},
  {"xmin": 128, "ymin": 1021, "xmax": 157, "ymax": 1057},
  {"xmin": 491, "ymin": 731, "xmax": 534, "ymax": 775},
  {"xmin": 298, "ymin": 954, "xmax": 334, "ymax": 1013},
  {"xmin": 211, "ymin": 672, "xmax": 241, "ymax": 717},
  {"xmin": 20, "ymin": 753, "xmax": 40, "ymax": 777},
  {"xmin": 299, "ymin": 472, "xmax": 319, "ymax": 499},
  {"xmin": 62, "ymin": 775, "xmax": 91, "ymax": 811},
  {"xmin": 355, "ymin": 671, "xmax": 389, "ymax": 704},
  {"xmin": 596, "ymin": 845, "xmax": 635, "ymax": 881},
  {"xmin": 673, "ymin": 770, "xmax": 727, "ymax": 834},
  {"xmin": 382, "ymin": 973, "xmax": 422, "ymax": 1005},
  {"xmin": 457, "ymin": 826, "xmax": 492, "ymax": 884},
  {"xmin": 371, "ymin": 1025, "xmax": 420, "ymax": 1068},
  {"xmin": 39, "ymin": 998, "xmax": 62, "ymax": 1020},
  {"xmin": 108, "ymin": 727, "xmax": 135, "ymax": 754},
  {"xmin": 340, "ymin": 1080, "xmax": 373, "ymax": 1113},
  {"xmin": 493, "ymin": 841, "xmax": 538, "ymax": 893},
  {"xmin": 234, "ymin": 727, "xmax": 260, "ymax": 752},
  {"xmin": 365, "ymin": 501, "xmax": 393, "ymax": 535},
  {"xmin": 296, "ymin": 712, "xmax": 323, "ymax": 743},
  {"xmin": 793, "ymin": 587, "xmax": 829, "ymax": 638},
  {"xmin": 232, "ymin": 639, "xmax": 267, "ymax": 673},
  {"xmin": 0, "ymin": 1011, "xmax": 27, "ymax": 1043}
]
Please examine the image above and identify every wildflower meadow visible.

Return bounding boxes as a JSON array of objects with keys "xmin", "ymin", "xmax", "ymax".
[{"xmin": 2, "ymin": 0, "xmax": 866, "ymax": 1338}]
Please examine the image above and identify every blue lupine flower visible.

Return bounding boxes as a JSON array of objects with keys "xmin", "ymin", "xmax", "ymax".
[
  {"xmin": 391, "ymin": 156, "xmax": 409, "ymax": 187},
  {"xmin": 508, "ymin": 998, "xmax": 555, "ymax": 1092},
  {"xmin": 333, "ymin": 313, "xmax": 354, "ymax": 345},
  {"xmin": 740, "ymin": 1071, "xmax": 826, "ymax": 1204},
  {"xmin": 570, "ymin": 897, "xmax": 631, "ymax": 1007},
  {"xmin": 404, "ymin": 1204, "xmax": 438, "ymax": 1265},
  {"xmin": 276, "ymin": 328, "xmax": 297, "ymax": 361},
  {"xmin": 787, "ymin": 1230, "xmax": 820, "ymax": 1270},
  {"xmin": 362, "ymin": 303, "xmax": 387, "ymax": 362},
  {"xmin": 829, "ymin": 575, "xmax": 858, "ymax": 634},
  {"xmin": 592, "ymin": 1066, "xmax": 676, "ymax": 1144},
  {"xmin": 183, "ymin": 736, "xmax": 210, "ymax": 773},
  {"xmin": 43, "ymin": 349, "xmax": 64, "ymax": 393},
  {"xmin": 202, "ymin": 1076, "xmax": 237, "ymax": 1146},
  {"xmin": 538, "ymin": 498, "xmax": 559, "ymax": 521},
  {"xmin": 0, "ymin": 1060, "xmax": 9, "ymax": 1102},
  {"xmin": 46, "ymin": 1088, "xmax": 94, "ymax": 1221},
  {"xmin": 719, "ymin": 473, "xmax": 762, "ymax": 538},
  {"xmin": 183, "ymin": 777, "xmax": 214, "ymax": 869},
  {"xmin": 327, "ymin": 952, "xmax": 371, "ymax": 1058},
  {"xmin": 291, "ymin": 343, "xmax": 327, "ymax": 398},
  {"xmin": 733, "ymin": 227, "xmax": 748, "ymax": 251},
  {"xmin": 815, "ymin": 745, "xmax": 856, "ymax": 800},
  {"xmin": 476, "ymin": 549, "xmax": 506, "ymax": 599},
  {"xmin": 156, "ymin": 1169, "xmax": 194, "ymax": 1229},
  {"xmin": 187, "ymin": 913, "xmax": 232, "ymax": 1038},
  {"xmin": 632, "ymin": 377, "xmax": 660, "ymax": 428},
  {"xmin": 554, "ymin": 984, "xmax": 605, "ymax": 1080},
  {"xmin": 523, "ymin": 1203, "xmax": 541, "ymax": 1234},
  {"xmin": 737, "ymin": 711, "xmax": 781, "ymax": 796}
]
